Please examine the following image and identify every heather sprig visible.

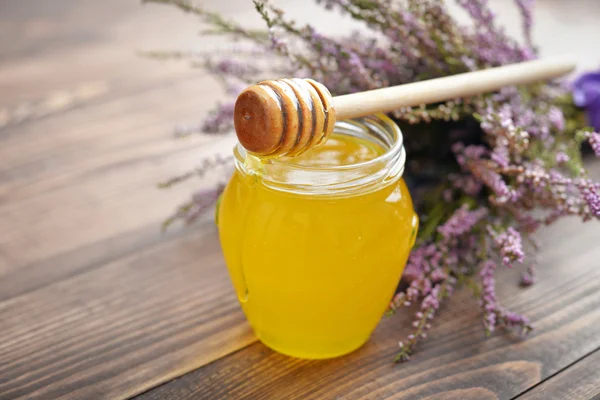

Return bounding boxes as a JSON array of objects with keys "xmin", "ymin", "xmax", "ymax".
[
  {"xmin": 150, "ymin": 0, "xmax": 599, "ymax": 362},
  {"xmin": 161, "ymin": 184, "xmax": 226, "ymax": 230},
  {"xmin": 159, "ymin": 154, "xmax": 233, "ymax": 231},
  {"xmin": 143, "ymin": 0, "xmax": 269, "ymax": 43}
]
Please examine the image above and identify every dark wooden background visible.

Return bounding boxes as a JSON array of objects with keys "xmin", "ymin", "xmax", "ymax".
[{"xmin": 1, "ymin": 0, "xmax": 600, "ymax": 399}]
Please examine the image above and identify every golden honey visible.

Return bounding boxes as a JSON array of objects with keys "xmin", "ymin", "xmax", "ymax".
[{"xmin": 218, "ymin": 114, "xmax": 418, "ymax": 359}]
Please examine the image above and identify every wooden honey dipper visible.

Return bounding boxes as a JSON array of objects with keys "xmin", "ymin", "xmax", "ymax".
[{"xmin": 234, "ymin": 57, "xmax": 575, "ymax": 157}]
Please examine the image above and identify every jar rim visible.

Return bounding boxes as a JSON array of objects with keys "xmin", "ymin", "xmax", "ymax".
[{"xmin": 233, "ymin": 113, "xmax": 406, "ymax": 196}]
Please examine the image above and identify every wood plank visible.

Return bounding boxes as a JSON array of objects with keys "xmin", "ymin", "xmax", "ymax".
[
  {"xmin": 0, "ymin": 3, "xmax": 258, "ymax": 397},
  {"xmin": 0, "ymin": 0, "xmax": 277, "ymax": 136},
  {"xmin": 0, "ymin": 0, "xmax": 362, "ymax": 119},
  {"xmin": 0, "ymin": 0, "xmax": 253, "ymax": 282},
  {"xmin": 516, "ymin": 348, "xmax": 600, "ymax": 400},
  {"xmin": 0, "ymin": 0, "xmax": 199, "ymax": 113},
  {"xmin": 1, "ymin": 220, "xmax": 187, "ymax": 302},
  {"xmin": 0, "ymin": 71, "xmax": 236, "ymax": 277},
  {"xmin": 137, "ymin": 215, "xmax": 600, "ymax": 400},
  {"xmin": 0, "ymin": 74, "xmax": 224, "ymax": 196},
  {"xmin": 0, "ymin": 223, "xmax": 254, "ymax": 400},
  {"xmin": 0, "ymin": 133, "xmax": 235, "ymax": 295}
]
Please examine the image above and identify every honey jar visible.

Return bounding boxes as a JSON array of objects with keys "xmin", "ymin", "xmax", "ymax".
[{"xmin": 218, "ymin": 113, "xmax": 418, "ymax": 359}]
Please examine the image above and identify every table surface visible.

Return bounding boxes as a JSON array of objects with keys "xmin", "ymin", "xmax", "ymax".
[{"xmin": 2, "ymin": 1, "xmax": 600, "ymax": 399}]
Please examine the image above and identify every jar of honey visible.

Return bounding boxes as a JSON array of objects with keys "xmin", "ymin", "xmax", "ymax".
[{"xmin": 217, "ymin": 113, "xmax": 418, "ymax": 359}]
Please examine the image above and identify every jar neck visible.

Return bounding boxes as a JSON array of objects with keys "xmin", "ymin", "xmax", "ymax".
[{"xmin": 234, "ymin": 113, "xmax": 406, "ymax": 197}]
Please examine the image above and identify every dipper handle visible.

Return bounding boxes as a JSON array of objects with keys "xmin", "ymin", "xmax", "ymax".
[{"xmin": 234, "ymin": 57, "xmax": 575, "ymax": 157}]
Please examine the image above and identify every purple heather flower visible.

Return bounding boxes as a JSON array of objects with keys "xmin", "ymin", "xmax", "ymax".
[
  {"xmin": 479, "ymin": 260, "xmax": 531, "ymax": 335},
  {"xmin": 450, "ymin": 174, "xmax": 483, "ymax": 196},
  {"xmin": 212, "ymin": 58, "xmax": 258, "ymax": 76},
  {"xmin": 458, "ymin": 0, "xmax": 533, "ymax": 65},
  {"xmin": 579, "ymin": 183, "xmax": 600, "ymax": 218},
  {"xmin": 457, "ymin": 0, "xmax": 495, "ymax": 27},
  {"xmin": 315, "ymin": 0, "xmax": 350, "ymax": 11},
  {"xmin": 397, "ymin": 9, "xmax": 437, "ymax": 51},
  {"xmin": 514, "ymin": 0, "xmax": 535, "ymax": 48},
  {"xmin": 163, "ymin": 182, "xmax": 227, "ymax": 230},
  {"xmin": 305, "ymin": 26, "xmax": 338, "ymax": 56},
  {"xmin": 548, "ymin": 106, "xmax": 565, "ymax": 131},
  {"xmin": 573, "ymin": 72, "xmax": 600, "ymax": 130},
  {"xmin": 491, "ymin": 226, "xmax": 525, "ymax": 265},
  {"xmin": 421, "ymin": 285, "xmax": 441, "ymax": 310},
  {"xmin": 491, "ymin": 146, "xmax": 510, "ymax": 168},
  {"xmin": 403, "ymin": 243, "xmax": 445, "ymax": 283},
  {"xmin": 555, "ymin": 152, "xmax": 569, "ymax": 164},
  {"xmin": 406, "ymin": 286, "xmax": 420, "ymax": 301},
  {"xmin": 422, "ymin": 277, "xmax": 433, "ymax": 295},
  {"xmin": 520, "ymin": 265, "xmax": 536, "ymax": 286},
  {"xmin": 403, "ymin": 250, "xmax": 425, "ymax": 282},
  {"xmin": 201, "ymin": 102, "xmax": 235, "ymax": 134},
  {"xmin": 453, "ymin": 143, "xmax": 487, "ymax": 166},
  {"xmin": 268, "ymin": 27, "xmax": 288, "ymax": 54},
  {"xmin": 437, "ymin": 205, "xmax": 488, "ymax": 240},
  {"xmin": 480, "ymin": 260, "xmax": 498, "ymax": 333},
  {"xmin": 588, "ymin": 132, "xmax": 600, "ymax": 157},
  {"xmin": 475, "ymin": 162, "xmax": 517, "ymax": 202},
  {"xmin": 186, "ymin": 184, "xmax": 226, "ymax": 222},
  {"xmin": 500, "ymin": 310, "xmax": 531, "ymax": 331},
  {"xmin": 516, "ymin": 109, "xmax": 535, "ymax": 130},
  {"xmin": 430, "ymin": 268, "xmax": 447, "ymax": 282}
]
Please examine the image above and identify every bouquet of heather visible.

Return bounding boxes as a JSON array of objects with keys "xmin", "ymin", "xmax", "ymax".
[{"xmin": 146, "ymin": 0, "xmax": 600, "ymax": 361}]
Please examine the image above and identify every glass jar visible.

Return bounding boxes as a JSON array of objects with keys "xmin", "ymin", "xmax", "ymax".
[{"xmin": 217, "ymin": 113, "xmax": 418, "ymax": 359}]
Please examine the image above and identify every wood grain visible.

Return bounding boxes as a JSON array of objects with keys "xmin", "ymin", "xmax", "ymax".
[
  {"xmin": 516, "ymin": 348, "xmax": 600, "ymax": 400},
  {"xmin": 0, "ymin": 223, "xmax": 254, "ymax": 400},
  {"xmin": 0, "ymin": 0, "xmax": 237, "ymax": 281},
  {"xmin": 137, "ymin": 215, "xmax": 600, "ymax": 400},
  {"xmin": 0, "ymin": 37, "xmax": 238, "ymax": 286},
  {"xmin": 0, "ymin": 1, "xmax": 262, "ymax": 398}
]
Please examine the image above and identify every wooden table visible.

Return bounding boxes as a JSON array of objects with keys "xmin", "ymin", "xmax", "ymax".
[{"xmin": 2, "ymin": 1, "xmax": 600, "ymax": 399}]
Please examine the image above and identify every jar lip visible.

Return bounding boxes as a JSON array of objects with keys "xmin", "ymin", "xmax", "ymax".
[
  {"xmin": 233, "ymin": 113, "xmax": 406, "ymax": 196},
  {"xmin": 235, "ymin": 113, "xmax": 404, "ymax": 172}
]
